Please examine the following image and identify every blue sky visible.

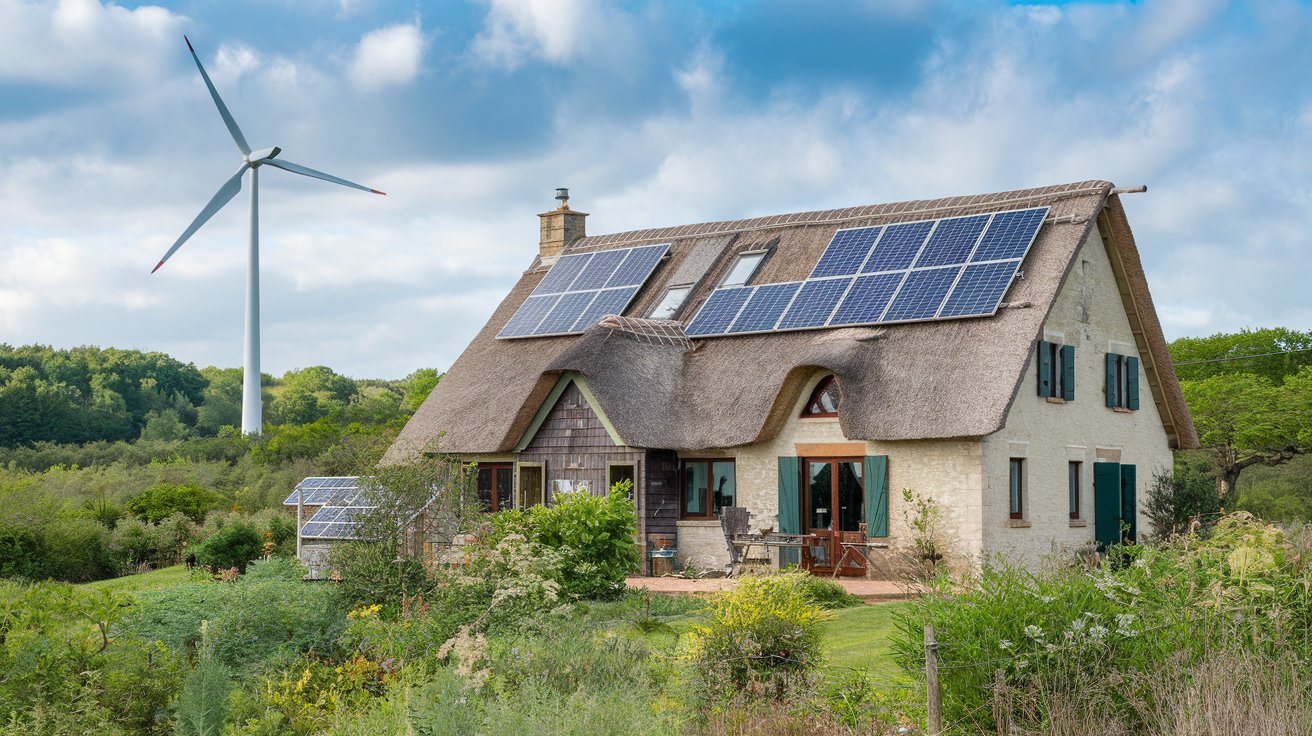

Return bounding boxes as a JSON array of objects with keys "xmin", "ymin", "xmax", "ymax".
[{"xmin": 2, "ymin": 0, "xmax": 1311, "ymax": 379}]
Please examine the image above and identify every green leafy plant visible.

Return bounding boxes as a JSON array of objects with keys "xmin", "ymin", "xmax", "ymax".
[
  {"xmin": 190, "ymin": 519, "xmax": 263, "ymax": 572},
  {"xmin": 126, "ymin": 482, "xmax": 219, "ymax": 524}
]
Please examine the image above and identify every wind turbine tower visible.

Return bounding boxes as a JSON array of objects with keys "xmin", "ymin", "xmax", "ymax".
[{"xmin": 153, "ymin": 37, "xmax": 385, "ymax": 435}]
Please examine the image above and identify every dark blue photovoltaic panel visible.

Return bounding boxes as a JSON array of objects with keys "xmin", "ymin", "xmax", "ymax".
[
  {"xmin": 778, "ymin": 277, "xmax": 852, "ymax": 329},
  {"xmin": 830, "ymin": 272, "xmax": 903, "ymax": 325},
  {"xmin": 500, "ymin": 244, "xmax": 669, "ymax": 338},
  {"xmin": 939, "ymin": 260, "xmax": 1020, "ymax": 317},
  {"xmin": 883, "ymin": 267, "xmax": 961, "ymax": 322},
  {"xmin": 535, "ymin": 292, "xmax": 597, "ymax": 335},
  {"xmin": 606, "ymin": 244, "xmax": 670, "ymax": 288},
  {"xmin": 500, "ymin": 294, "xmax": 560, "ymax": 337},
  {"xmin": 863, "ymin": 221, "xmax": 933, "ymax": 273},
  {"xmin": 730, "ymin": 282, "xmax": 801, "ymax": 332},
  {"xmin": 300, "ymin": 522, "xmax": 329, "ymax": 537},
  {"xmin": 686, "ymin": 287, "xmax": 753, "ymax": 336},
  {"xmin": 972, "ymin": 208, "xmax": 1047, "ymax": 262},
  {"xmin": 571, "ymin": 287, "xmax": 638, "ymax": 331},
  {"xmin": 914, "ymin": 215, "xmax": 989, "ymax": 268},
  {"xmin": 570, "ymin": 249, "xmax": 627, "ymax": 290},
  {"xmin": 810, "ymin": 227, "xmax": 881, "ymax": 278},
  {"xmin": 534, "ymin": 253, "xmax": 592, "ymax": 293},
  {"xmin": 284, "ymin": 477, "xmax": 364, "ymax": 505}
]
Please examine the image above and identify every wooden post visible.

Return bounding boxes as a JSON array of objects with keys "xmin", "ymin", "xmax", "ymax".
[{"xmin": 925, "ymin": 623, "xmax": 942, "ymax": 736}]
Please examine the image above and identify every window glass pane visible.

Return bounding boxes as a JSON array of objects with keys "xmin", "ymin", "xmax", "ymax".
[
  {"xmin": 1068, "ymin": 462, "xmax": 1080, "ymax": 517},
  {"xmin": 608, "ymin": 464, "xmax": 636, "ymax": 494},
  {"xmin": 477, "ymin": 467, "xmax": 494, "ymax": 512},
  {"xmin": 711, "ymin": 461, "xmax": 735, "ymax": 513},
  {"xmin": 651, "ymin": 286, "xmax": 692, "ymax": 320},
  {"xmin": 722, "ymin": 252, "xmax": 766, "ymax": 287},
  {"xmin": 1009, "ymin": 459, "xmax": 1022, "ymax": 516},
  {"xmin": 684, "ymin": 462, "xmax": 708, "ymax": 515},
  {"xmin": 520, "ymin": 466, "xmax": 543, "ymax": 507},
  {"xmin": 837, "ymin": 461, "xmax": 864, "ymax": 532},
  {"xmin": 808, "ymin": 461, "xmax": 832, "ymax": 530}
]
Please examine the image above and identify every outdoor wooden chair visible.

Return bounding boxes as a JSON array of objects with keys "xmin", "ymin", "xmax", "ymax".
[{"xmin": 720, "ymin": 506, "xmax": 752, "ymax": 576}]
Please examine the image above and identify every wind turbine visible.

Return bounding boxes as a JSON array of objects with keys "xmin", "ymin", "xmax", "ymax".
[{"xmin": 153, "ymin": 36, "xmax": 385, "ymax": 435}]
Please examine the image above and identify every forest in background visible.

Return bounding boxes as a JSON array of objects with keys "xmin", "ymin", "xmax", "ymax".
[{"xmin": 0, "ymin": 343, "xmax": 439, "ymax": 582}]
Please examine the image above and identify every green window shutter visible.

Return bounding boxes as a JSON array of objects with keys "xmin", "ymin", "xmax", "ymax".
[
  {"xmin": 1061, "ymin": 344, "xmax": 1076, "ymax": 401},
  {"xmin": 1120, "ymin": 464, "xmax": 1137, "ymax": 544},
  {"xmin": 1037, "ymin": 341, "xmax": 1053, "ymax": 397},
  {"xmin": 1126, "ymin": 356, "xmax": 1140, "ymax": 410},
  {"xmin": 777, "ymin": 457, "xmax": 801, "ymax": 565},
  {"xmin": 864, "ymin": 455, "xmax": 889, "ymax": 538},
  {"xmin": 1104, "ymin": 354, "xmax": 1118, "ymax": 408},
  {"xmin": 1093, "ymin": 462, "xmax": 1122, "ymax": 548}
]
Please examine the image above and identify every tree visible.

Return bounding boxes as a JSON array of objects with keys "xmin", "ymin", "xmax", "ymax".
[
  {"xmin": 125, "ymin": 482, "xmax": 220, "ymax": 524},
  {"xmin": 1170, "ymin": 327, "xmax": 1312, "ymax": 383},
  {"xmin": 1144, "ymin": 454, "xmax": 1222, "ymax": 538},
  {"xmin": 401, "ymin": 368, "xmax": 441, "ymax": 411},
  {"xmin": 1180, "ymin": 371, "xmax": 1308, "ymax": 501}
]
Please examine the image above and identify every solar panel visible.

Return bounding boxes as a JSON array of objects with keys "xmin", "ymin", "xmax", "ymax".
[
  {"xmin": 288, "ymin": 476, "xmax": 380, "ymax": 540},
  {"xmin": 498, "ymin": 243, "xmax": 670, "ymax": 339},
  {"xmin": 730, "ymin": 282, "xmax": 801, "ymax": 333},
  {"xmin": 284, "ymin": 477, "xmax": 367, "ymax": 506},
  {"xmin": 685, "ymin": 286, "xmax": 753, "ymax": 336},
  {"xmin": 684, "ymin": 207, "xmax": 1047, "ymax": 337},
  {"xmin": 778, "ymin": 277, "xmax": 851, "ymax": 329}
]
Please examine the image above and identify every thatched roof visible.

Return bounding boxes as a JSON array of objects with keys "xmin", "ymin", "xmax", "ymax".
[{"xmin": 386, "ymin": 181, "xmax": 1197, "ymax": 462}]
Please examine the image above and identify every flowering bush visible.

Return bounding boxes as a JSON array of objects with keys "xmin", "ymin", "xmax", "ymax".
[{"xmin": 688, "ymin": 571, "xmax": 832, "ymax": 699}]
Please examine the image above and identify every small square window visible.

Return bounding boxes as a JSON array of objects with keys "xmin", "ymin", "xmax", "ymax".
[
  {"xmin": 650, "ymin": 285, "xmax": 693, "ymax": 320},
  {"xmin": 720, "ymin": 250, "xmax": 768, "ymax": 288},
  {"xmin": 681, "ymin": 459, "xmax": 736, "ymax": 519}
]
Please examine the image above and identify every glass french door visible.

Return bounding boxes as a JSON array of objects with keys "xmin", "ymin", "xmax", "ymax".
[
  {"xmin": 804, "ymin": 458, "xmax": 866, "ymax": 576},
  {"xmin": 476, "ymin": 463, "xmax": 513, "ymax": 512}
]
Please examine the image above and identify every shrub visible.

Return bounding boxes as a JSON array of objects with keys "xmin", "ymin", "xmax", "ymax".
[
  {"xmin": 689, "ymin": 571, "xmax": 832, "ymax": 699},
  {"xmin": 797, "ymin": 573, "xmax": 864, "ymax": 609},
  {"xmin": 110, "ymin": 516, "xmax": 158, "ymax": 569},
  {"xmin": 328, "ymin": 540, "xmax": 432, "ymax": 612},
  {"xmin": 190, "ymin": 519, "xmax": 263, "ymax": 572},
  {"xmin": 1145, "ymin": 454, "xmax": 1221, "ymax": 538},
  {"xmin": 126, "ymin": 482, "xmax": 219, "ymax": 524},
  {"xmin": 491, "ymin": 481, "xmax": 641, "ymax": 601},
  {"xmin": 431, "ymin": 533, "xmax": 567, "ymax": 634},
  {"xmin": 42, "ymin": 517, "xmax": 117, "ymax": 582}
]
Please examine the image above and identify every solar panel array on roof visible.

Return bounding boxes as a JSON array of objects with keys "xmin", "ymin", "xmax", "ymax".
[
  {"xmin": 498, "ymin": 243, "xmax": 671, "ymax": 338},
  {"xmin": 685, "ymin": 207, "xmax": 1047, "ymax": 337},
  {"xmin": 299, "ymin": 505, "xmax": 374, "ymax": 540}
]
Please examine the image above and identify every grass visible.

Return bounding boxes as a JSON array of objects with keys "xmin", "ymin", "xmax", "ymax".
[
  {"xmin": 820, "ymin": 601, "xmax": 910, "ymax": 681},
  {"xmin": 78, "ymin": 564, "xmax": 195, "ymax": 594}
]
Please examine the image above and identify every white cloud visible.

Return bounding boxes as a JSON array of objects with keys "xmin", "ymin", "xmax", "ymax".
[
  {"xmin": 0, "ymin": 0, "xmax": 184, "ymax": 86},
  {"xmin": 471, "ymin": 0, "xmax": 603, "ymax": 68},
  {"xmin": 349, "ymin": 22, "xmax": 423, "ymax": 91}
]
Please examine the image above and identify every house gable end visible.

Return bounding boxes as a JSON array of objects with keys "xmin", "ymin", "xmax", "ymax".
[{"xmin": 515, "ymin": 372, "xmax": 626, "ymax": 452}]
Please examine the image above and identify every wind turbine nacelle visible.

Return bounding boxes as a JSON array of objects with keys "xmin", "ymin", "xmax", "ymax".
[{"xmin": 246, "ymin": 146, "xmax": 282, "ymax": 165}]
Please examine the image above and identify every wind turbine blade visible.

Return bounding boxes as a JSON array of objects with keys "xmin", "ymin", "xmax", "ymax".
[
  {"xmin": 263, "ymin": 158, "xmax": 386, "ymax": 195},
  {"xmin": 152, "ymin": 166, "xmax": 247, "ymax": 274},
  {"xmin": 184, "ymin": 36, "xmax": 251, "ymax": 156}
]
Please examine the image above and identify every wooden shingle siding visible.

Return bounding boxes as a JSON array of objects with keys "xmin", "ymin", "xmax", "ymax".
[
  {"xmin": 517, "ymin": 382, "xmax": 642, "ymax": 501},
  {"xmin": 644, "ymin": 449, "xmax": 679, "ymax": 539}
]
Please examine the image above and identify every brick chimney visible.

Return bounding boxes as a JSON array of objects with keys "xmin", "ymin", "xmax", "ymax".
[{"xmin": 538, "ymin": 187, "xmax": 588, "ymax": 259}]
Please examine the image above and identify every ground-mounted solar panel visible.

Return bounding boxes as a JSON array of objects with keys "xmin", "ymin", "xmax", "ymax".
[
  {"xmin": 497, "ymin": 243, "xmax": 671, "ymax": 339},
  {"xmin": 284, "ymin": 476, "xmax": 366, "ymax": 506},
  {"xmin": 683, "ymin": 207, "xmax": 1047, "ymax": 337}
]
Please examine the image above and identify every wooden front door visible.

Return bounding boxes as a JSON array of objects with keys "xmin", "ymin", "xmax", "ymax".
[
  {"xmin": 803, "ymin": 458, "xmax": 867, "ymax": 576},
  {"xmin": 477, "ymin": 463, "xmax": 513, "ymax": 512}
]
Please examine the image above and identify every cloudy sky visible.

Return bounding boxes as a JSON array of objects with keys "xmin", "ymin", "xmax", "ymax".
[{"xmin": 2, "ymin": 0, "xmax": 1310, "ymax": 379}]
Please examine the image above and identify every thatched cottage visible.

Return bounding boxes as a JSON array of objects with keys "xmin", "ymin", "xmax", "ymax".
[{"xmin": 385, "ymin": 181, "xmax": 1196, "ymax": 576}]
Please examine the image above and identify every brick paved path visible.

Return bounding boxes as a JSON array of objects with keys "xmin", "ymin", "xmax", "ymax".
[{"xmin": 625, "ymin": 576, "xmax": 914, "ymax": 603}]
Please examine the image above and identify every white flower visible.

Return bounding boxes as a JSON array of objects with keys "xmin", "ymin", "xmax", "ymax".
[
  {"xmin": 1024, "ymin": 624, "xmax": 1044, "ymax": 640},
  {"xmin": 1040, "ymin": 595, "xmax": 1055, "ymax": 603},
  {"xmin": 1089, "ymin": 625, "xmax": 1109, "ymax": 640},
  {"xmin": 999, "ymin": 639, "xmax": 1013, "ymax": 650}
]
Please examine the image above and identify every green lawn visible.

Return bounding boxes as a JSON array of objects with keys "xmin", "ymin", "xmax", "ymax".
[
  {"xmin": 820, "ymin": 601, "xmax": 912, "ymax": 681},
  {"xmin": 78, "ymin": 565, "xmax": 194, "ymax": 594}
]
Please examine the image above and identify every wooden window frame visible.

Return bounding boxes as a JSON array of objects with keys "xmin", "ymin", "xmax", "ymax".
[
  {"xmin": 1009, "ymin": 458, "xmax": 1025, "ymax": 519},
  {"xmin": 1068, "ymin": 461, "xmax": 1082, "ymax": 520},
  {"xmin": 606, "ymin": 462, "xmax": 637, "ymax": 495},
  {"xmin": 476, "ymin": 462, "xmax": 514, "ymax": 513},
  {"xmin": 680, "ymin": 458, "xmax": 736, "ymax": 520},
  {"xmin": 801, "ymin": 375, "xmax": 840, "ymax": 418}
]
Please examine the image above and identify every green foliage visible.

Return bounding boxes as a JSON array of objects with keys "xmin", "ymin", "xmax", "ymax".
[
  {"xmin": 120, "ymin": 558, "xmax": 344, "ymax": 672},
  {"xmin": 327, "ymin": 540, "xmax": 433, "ymax": 612},
  {"xmin": 1169, "ymin": 327, "xmax": 1312, "ymax": 383},
  {"xmin": 796, "ymin": 573, "xmax": 864, "ymax": 609},
  {"xmin": 493, "ymin": 481, "xmax": 641, "ymax": 601},
  {"xmin": 892, "ymin": 514, "xmax": 1312, "ymax": 733},
  {"xmin": 400, "ymin": 368, "xmax": 441, "ymax": 411},
  {"xmin": 174, "ymin": 623, "xmax": 231, "ymax": 736},
  {"xmin": 190, "ymin": 519, "xmax": 264, "ymax": 572},
  {"xmin": 42, "ymin": 516, "xmax": 117, "ymax": 582},
  {"xmin": 690, "ymin": 571, "xmax": 832, "ymax": 698},
  {"xmin": 1145, "ymin": 454, "xmax": 1223, "ymax": 538},
  {"xmin": 127, "ymin": 482, "xmax": 220, "ymax": 524}
]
